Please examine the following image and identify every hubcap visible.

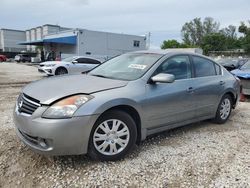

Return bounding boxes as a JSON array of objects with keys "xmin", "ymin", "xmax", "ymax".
[
  {"xmin": 58, "ymin": 69, "xmax": 66, "ymax": 75},
  {"xmin": 93, "ymin": 119, "xmax": 130, "ymax": 156},
  {"xmin": 220, "ymin": 98, "xmax": 231, "ymax": 120}
]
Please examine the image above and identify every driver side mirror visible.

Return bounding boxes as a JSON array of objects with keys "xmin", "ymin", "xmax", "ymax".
[
  {"xmin": 151, "ymin": 73, "xmax": 175, "ymax": 83},
  {"xmin": 72, "ymin": 60, "xmax": 78, "ymax": 64}
]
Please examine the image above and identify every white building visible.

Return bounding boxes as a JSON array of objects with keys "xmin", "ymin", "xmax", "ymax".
[
  {"xmin": 0, "ymin": 29, "xmax": 26, "ymax": 52},
  {"xmin": 19, "ymin": 25, "xmax": 147, "ymax": 60}
]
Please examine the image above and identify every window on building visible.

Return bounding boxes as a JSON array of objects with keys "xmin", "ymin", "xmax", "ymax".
[{"xmin": 133, "ymin": 40, "xmax": 140, "ymax": 47}]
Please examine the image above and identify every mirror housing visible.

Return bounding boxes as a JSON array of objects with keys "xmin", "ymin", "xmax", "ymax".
[
  {"xmin": 151, "ymin": 73, "xmax": 175, "ymax": 83},
  {"xmin": 72, "ymin": 60, "xmax": 78, "ymax": 64}
]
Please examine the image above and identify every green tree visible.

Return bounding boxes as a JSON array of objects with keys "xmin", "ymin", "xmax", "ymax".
[
  {"xmin": 201, "ymin": 33, "xmax": 226, "ymax": 55},
  {"xmin": 220, "ymin": 25, "xmax": 240, "ymax": 49},
  {"xmin": 238, "ymin": 22, "xmax": 250, "ymax": 54},
  {"xmin": 238, "ymin": 22, "xmax": 249, "ymax": 34},
  {"xmin": 203, "ymin": 17, "xmax": 220, "ymax": 34},
  {"xmin": 161, "ymin": 40, "xmax": 180, "ymax": 49},
  {"xmin": 181, "ymin": 17, "xmax": 220, "ymax": 46},
  {"xmin": 161, "ymin": 40, "xmax": 195, "ymax": 49}
]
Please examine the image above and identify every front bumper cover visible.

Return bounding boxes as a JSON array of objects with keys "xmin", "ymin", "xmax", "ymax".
[{"xmin": 13, "ymin": 105, "xmax": 99, "ymax": 156}]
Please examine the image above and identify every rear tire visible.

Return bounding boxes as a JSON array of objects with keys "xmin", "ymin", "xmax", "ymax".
[
  {"xmin": 213, "ymin": 94, "xmax": 233, "ymax": 124},
  {"xmin": 55, "ymin": 67, "xmax": 68, "ymax": 75},
  {"xmin": 88, "ymin": 110, "xmax": 137, "ymax": 161}
]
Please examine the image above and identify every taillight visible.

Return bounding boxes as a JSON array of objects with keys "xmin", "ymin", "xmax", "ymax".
[
  {"xmin": 234, "ymin": 75, "xmax": 242, "ymax": 92},
  {"xmin": 233, "ymin": 75, "xmax": 240, "ymax": 83}
]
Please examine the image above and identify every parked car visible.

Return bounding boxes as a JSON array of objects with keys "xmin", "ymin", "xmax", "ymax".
[
  {"xmin": 14, "ymin": 50, "xmax": 240, "ymax": 161},
  {"xmin": 0, "ymin": 55, "xmax": 7, "ymax": 62},
  {"xmin": 31, "ymin": 57, "xmax": 41, "ymax": 63},
  {"xmin": 14, "ymin": 54, "xmax": 31, "ymax": 62},
  {"xmin": 231, "ymin": 59, "xmax": 250, "ymax": 95},
  {"xmin": 216, "ymin": 58, "xmax": 248, "ymax": 71},
  {"xmin": 38, "ymin": 56, "xmax": 102, "ymax": 76}
]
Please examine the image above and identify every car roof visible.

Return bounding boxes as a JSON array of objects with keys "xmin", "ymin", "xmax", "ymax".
[
  {"xmin": 129, "ymin": 49, "xmax": 202, "ymax": 56},
  {"xmin": 128, "ymin": 50, "xmax": 220, "ymax": 65},
  {"xmin": 69, "ymin": 56, "xmax": 101, "ymax": 61}
]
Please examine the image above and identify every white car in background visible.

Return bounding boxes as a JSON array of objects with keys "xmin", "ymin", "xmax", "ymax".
[{"xmin": 38, "ymin": 56, "xmax": 102, "ymax": 76}]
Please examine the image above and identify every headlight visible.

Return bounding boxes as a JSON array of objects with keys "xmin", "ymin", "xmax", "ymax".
[
  {"xmin": 45, "ymin": 64, "xmax": 56, "ymax": 67},
  {"xmin": 42, "ymin": 95, "xmax": 93, "ymax": 119}
]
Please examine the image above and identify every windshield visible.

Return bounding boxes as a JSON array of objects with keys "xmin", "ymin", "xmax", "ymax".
[
  {"xmin": 240, "ymin": 60, "xmax": 250, "ymax": 70},
  {"xmin": 62, "ymin": 56, "xmax": 76, "ymax": 62},
  {"xmin": 89, "ymin": 53, "xmax": 163, "ymax": 81}
]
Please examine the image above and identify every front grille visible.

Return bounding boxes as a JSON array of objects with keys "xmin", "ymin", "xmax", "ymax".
[
  {"xmin": 40, "ymin": 64, "xmax": 45, "ymax": 67},
  {"xmin": 17, "ymin": 93, "xmax": 40, "ymax": 115}
]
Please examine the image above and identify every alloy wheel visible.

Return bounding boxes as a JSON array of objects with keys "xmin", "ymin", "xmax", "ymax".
[{"xmin": 220, "ymin": 98, "xmax": 231, "ymax": 120}]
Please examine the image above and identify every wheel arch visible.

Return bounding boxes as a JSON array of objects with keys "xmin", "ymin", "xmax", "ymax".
[
  {"xmin": 55, "ymin": 66, "xmax": 68, "ymax": 74},
  {"xmin": 222, "ymin": 89, "xmax": 237, "ymax": 108},
  {"xmin": 95, "ymin": 104, "xmax": 142, "ymax": 144}
]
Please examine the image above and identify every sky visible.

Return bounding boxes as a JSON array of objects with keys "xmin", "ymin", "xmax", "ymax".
[{"xmin": 1, "ymin": 0, "xmax": 250, "ymax": 49}]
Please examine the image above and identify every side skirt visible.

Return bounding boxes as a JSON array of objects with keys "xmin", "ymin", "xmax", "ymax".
[{"xmin": 145, "ymin": 115, "xmax": 214, "ymax": 137}]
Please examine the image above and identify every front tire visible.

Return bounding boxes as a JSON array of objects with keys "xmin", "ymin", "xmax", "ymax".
[
  {"xmin": 88, "ymin": 110, "xmax": 137, "ymax": 161},
  {"xmin": 214, "ymin": 94, "xmax": 232, "ymax": 124},
  {"xmin": 55, "ymin": 67, "xmax": 68, "ymax": 75}
]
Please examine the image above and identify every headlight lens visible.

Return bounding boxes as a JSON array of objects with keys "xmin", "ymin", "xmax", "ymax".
[
  {"xmin": 42, "ymin": 95, "xmax": 93, "ymax": 119},
  {"xmin": 45, "ymin": 64, "xmax": 56, "ymax": 67}
]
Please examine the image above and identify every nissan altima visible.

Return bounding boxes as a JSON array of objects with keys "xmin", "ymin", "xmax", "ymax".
[{"xmin": 14, "ymin": 50, "xmax": 240, "ymax": 161}]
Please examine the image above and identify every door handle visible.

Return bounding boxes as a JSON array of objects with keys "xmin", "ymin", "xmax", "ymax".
[
  {"xmin": 219, "ymin": 81, "xmax": 225, "ymax": 85},
  {"xmin": 187, "ymin": 87, "xmax": 195, "ymax": 93}
]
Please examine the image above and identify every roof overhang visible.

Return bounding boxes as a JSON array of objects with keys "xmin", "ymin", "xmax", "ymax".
[
  {"xmin": 18, "ymin": 39, "xmax": 43, "ymax": 45},
  {"xmin": 43, "ymin": 35, "xmax": 76, "ymax": 44},
  {"xmin": 18, "ymin": 35, "xmax": 77, "ymax": 46}
]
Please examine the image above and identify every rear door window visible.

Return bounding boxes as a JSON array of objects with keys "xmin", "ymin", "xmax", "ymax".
[
  {"xmin": 76, "ymin": 58, "xmax": 100, "ymax": 64},
  {"xmin": 76, "ymin": 58, "xmax": 88, "ymax": 64},
  {"xmin": 87, "ymin": 59, "xmax": 101, "ymax": 64},
  {"xmin": 193, "ymin": 56, "xmax": 216, "ymax": 77}
]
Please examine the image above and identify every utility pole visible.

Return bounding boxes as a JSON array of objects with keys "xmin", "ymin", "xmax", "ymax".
[
  {"xmin": 147, "ymin": 32, "xmax": 151, "ymax": 49},
  {"xmin": 77, "ymin": 29, "xmax": 80, "ymax": 56}
]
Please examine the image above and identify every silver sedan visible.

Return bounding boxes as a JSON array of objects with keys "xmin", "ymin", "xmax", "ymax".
[{"xmin": 14, "ymin": 50, "xmax": 240, "ymax": 161}]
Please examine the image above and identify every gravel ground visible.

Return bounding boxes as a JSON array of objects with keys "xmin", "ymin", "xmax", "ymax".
[{"xmin": 0, "ymin": 62, "xmax": 250, "ymax": 187}]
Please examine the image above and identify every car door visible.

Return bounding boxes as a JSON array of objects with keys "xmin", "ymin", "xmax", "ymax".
[
  {"xmin": 84, "ymin": 59, "xmax": 101, "ymax": 72},
  {"xmin": 191, "ymin": 55, "xmax": 224, "ymax": 118},
  {"xmin": 71, "ymin": 58, "xmax": 100, "ymax": 74},
  {"xmin": 70, "ymin": 58, "xmax": 88, "ymax": 74},
  {"xmin": 144, "ymin": 55, "xmax": 196, "ymax": 129}
]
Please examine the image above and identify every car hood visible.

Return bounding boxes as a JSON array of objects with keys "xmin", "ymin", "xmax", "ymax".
[
  {"xmin": 231, "ymin": 69, "xmax": 250, "ymax": 79},
  {"xmin": 22, "ymin": 74, "xmax": 128, "ymax": 105},
  {"xmin": 40, "ymin": 61, "xmax": 63, "ymax": 65}
]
